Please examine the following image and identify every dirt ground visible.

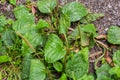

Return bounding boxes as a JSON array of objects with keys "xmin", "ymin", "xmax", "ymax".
[{"xmin": 59, "ymin": 0, "xmax": 120, "ymax": 34}]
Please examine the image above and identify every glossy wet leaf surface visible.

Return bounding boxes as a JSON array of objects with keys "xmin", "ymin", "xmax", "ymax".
[
  {"xmin": 61, "ymin": 2, "xmax": 88, "ymax": 22},
  {"xmin": 45, "ymin": 34, "xmax": 66, "ymax": 63}
]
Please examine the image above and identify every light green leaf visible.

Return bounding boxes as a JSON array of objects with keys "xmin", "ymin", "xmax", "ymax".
[
  {"xmin": 14, "ymin": 5, "xmax": 30, "ymax": 19},
  {"xmin": 81, "ymin": 24, "xmax": 97, "ymax": 37},
  {"xmin": 79, "ymin": 74, "xmax": 94, "ymax": 80},
  {"xmin": 113, "ymin": 50, "xmax": 120, "ymax": 66},
  {"xmin": 37, "ymin": 0, "xmax": 57, "ymax": 13},
  {"xmin": 65, "ymin": 48, "xmax": 89, "ymax": 79},
  {"xmin": 53, "ymin": 62, "xmax": 63, "ymax": 72},
  {"xmin": 80, "ymin": 13, "xmax": 104, "ymax": 23},
  {"xmin": 59, "ymin": 14, "xmax": 70, "ymax": 35},
  {"xmin": 59, "ymin": 73, "xmax": 67, "ymax": 80},
  {"xmin": 79, "ymin": 47, "xmax": 89, "ymax": 62},
  {"xmin": 10, "ymin": 0, "xmax": 16, "ymax": 5},
  {"xmin": 96, "ymin": 63, "xmax": 111, "ymax": 80},
  {"xmin": 107, "ymin": 26, "xmax": 120, "ymax": 44},
  {"xmin": 45, "ymin": 34, "xmax": 66, "ymax": 63},
  {"xmin": 0, "ymin": 55, "xmax": 10, "ymax": 64},
  {"xmin": 0, "ymin": 15, "xmax": 7, "ymax": 27},
  {"xmin": 80, "ymin": 31, "xmax": 90, "ymax": 47},
  {"xmin": 61, "ymin": 2, "xmax": 88, "ymax": 22},
  {"xmin": 36, "ymin": 19, "xmax": 50, "ymax": 29},
  {"xmin": 109, "ymin": 66, "xmax": 120, "ymax": 77},
  {"xmin": 29, "ymin": 59, "xmax": 46, "ymax": 80}
]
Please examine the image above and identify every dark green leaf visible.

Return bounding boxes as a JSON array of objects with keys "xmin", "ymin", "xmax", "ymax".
[
  {"xmin": 53, "ymin": 62, "xmax": 63, "ymax": 72},
  {"xmin": 29, "ymin": 59, "xmax": 46, "ymax": 80},
  {"xmin": 107, "ymin": 26, "xmax": 120, "ymax": 44},
  {"xmin": 59, "ymin": 14, "xmax": 70, "ymax": 35},
  {"xmin": 45, "ymin": 34, "xmax": 66, "ymax": 63},
  {"xmin": 36, "ymin": 19, "xmax": 50, "ymax": 29},
  {"xmin": 37, "ymin": 0, "xmax": 57, "ymax": 13},
  {"xmin": 113, "ymin": 50, "xmax": 120, "ymax": 66},
  {"xmin": 2, "ymin": 30, "xmax": 17, "ymax": 47},
  {"xmin": 61, "ymin": 2, "xmax": 88, "ymax": 22},
  {"xmin": 65, "ymin": 48, "xmax": 89, "ymax": 79},
  {"xmin": 21, "ymin": 54, "xmax": 32, "ymax": 79},
  {"xmin": 0, "ymin": 55, "xmax": 10, "ymax": 64},
  {"xmin": 96, "ymin": 63, "xmax": 112, "ymax": 80}
]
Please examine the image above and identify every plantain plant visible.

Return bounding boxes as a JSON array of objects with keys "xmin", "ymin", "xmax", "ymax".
[{"xmin": 0, "ymin": 0, "xmax": 120, "ymax": 80}]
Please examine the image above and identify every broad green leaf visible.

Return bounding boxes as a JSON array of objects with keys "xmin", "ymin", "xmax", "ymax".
[
  {"xmin": 79, "ymin": 74, "xmax": 94, "ymax": 80},
  {"xmin": 113, "ymin": 50, "xmax": 120, "ymax": 66},
  {"xmin": 109, "ymin": 66, "xmax": 120, "ymax": 77},
  {"xmin": 14, "ymin": 5, "xmax": 31, "ymax": 19},
  {"xmin": 45, "ymin": 34, "xmax": 66, "ymax": 63},
  {"xmin": 22, "ymin": 31, "xmax": 44, "ymax": 54},
  {"xmin": 96, "ymin": 63, "xmax": 112, "ymax": 80},
  {"xmin": 29, "ymin": 59, "xmax": 46, "ymax": 80},
  {"xmin": 21, "ymin": 54, "xmax": 46, "ymax": 80},
  {"xmin": 81, "ymin": 24, "xmax": 97, "ymax": 37},
  {"xmin": 0, "ymin": 15, "xmax": 7, "ymax": 27},
  {"xmin": 59, "ymin": 73, "xmax": 67, "ymax": 80},
  {"xmin": 79, "ymin": 47, "xmax": 89, "ymax": 61},
  {"xmin": 37, "ymin": 0, "xmax": 57, "ymax": 13},
  {"xmin": 61, "ymin": 2, "xmax": 88, "ymax": 22},
  {"xmin": 12, "ymin": 15, "xmax": 34, "ymax": 34},
  {"xmin": 107, "ymin": 26, "xmax": 120, "ymax": 44},
  {"xmin": 65, "ymin": 48, "xmax": 89, "ymax": 79},
  {"xmin": 59, "ymin": 14, "xmax": 70, "ymax": 35},
  {"xmin": 53, "ymin": 62, "xmax": 63, "ymax": 72},
  {"xmin": 10, "ymin": 0, "xmax": 16, "ymax": 5},
  {"xmin": 2, "ymin": 30, "xmax": 17, "ymax": 47},
  {"xmin": 80, "ymin": 13, "xmax": 104, "ymax": 23},
  {"xmin": 0, "ymin": 55, "xmax": 10, "ymax": 64},
  {"xmin": 36, "ymin": 19, "xmax": 50, "ymax": 29}
]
